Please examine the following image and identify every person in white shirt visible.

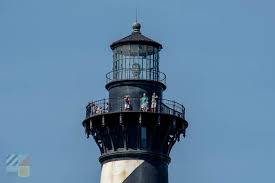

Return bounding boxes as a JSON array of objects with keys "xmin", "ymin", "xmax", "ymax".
[{"xmin": 151, "ymin": 92, "xmax": 158, "ymax": 112}]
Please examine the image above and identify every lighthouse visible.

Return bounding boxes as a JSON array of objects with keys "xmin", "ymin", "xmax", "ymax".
[{"xmin": 82, "ymin": 22, "xmax": 188, "ymax": 183}]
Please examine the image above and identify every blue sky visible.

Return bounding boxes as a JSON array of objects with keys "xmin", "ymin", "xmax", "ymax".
[{"xmin": 0, "ymin": 0, "xmax": 275, "ymax": 182}]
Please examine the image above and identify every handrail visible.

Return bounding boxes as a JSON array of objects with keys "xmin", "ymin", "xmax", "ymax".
[
  {"xmin": 85, "ymin": 97, "xmax": 185, "ymax": 119},
  {"xmin": 106, "ymin": 69, "xmax": 166, "ymax": 85}
]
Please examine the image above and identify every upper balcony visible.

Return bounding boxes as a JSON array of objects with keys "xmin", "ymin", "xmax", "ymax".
[
  {"xmin": 106, "ymin": 69, "xmax": 166, "ymax": 85},
  {"xmin": 85, "ymin": 97, "xmax": 185, "ymax": 120}
]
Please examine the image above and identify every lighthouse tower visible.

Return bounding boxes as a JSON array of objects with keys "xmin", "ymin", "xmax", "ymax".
[{"xmin": 82, "ymin": 22, "xmax": 188, "ymax": 183}]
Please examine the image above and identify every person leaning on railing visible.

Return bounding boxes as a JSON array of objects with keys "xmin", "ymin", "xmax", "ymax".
[
  {"xmin": 104, "ymin": 102, "xmax": 109, "ymax": 113},
  {"xmin": 96, "ymin": 106, "xmax": 103, "ymax": 114},
  {"xmin": 91, "ymin": 102, "xmax": 97, "ymax": 115},
  {"xmin": 86, "ymin": 103, "xmax": 91, "ymax": 118}
]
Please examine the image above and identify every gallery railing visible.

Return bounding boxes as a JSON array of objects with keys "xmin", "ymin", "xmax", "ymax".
[
  {"xmin": 106, "ymin": 69, "xmax": 166, "ymax": 85},
  {"xmin": 85, "ymin": 98, "xmax": 185, "ymax": 119}
]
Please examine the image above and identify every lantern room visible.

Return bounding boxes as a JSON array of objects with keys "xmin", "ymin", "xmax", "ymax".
[{"xmin": 107, "ymin": 22, "xmax": 165, "ymax": 84}]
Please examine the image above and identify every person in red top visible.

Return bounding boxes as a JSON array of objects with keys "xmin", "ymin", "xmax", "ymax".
[{"xmin": 124, "ymin": 95, "xmax": 132, "ymax": 111}]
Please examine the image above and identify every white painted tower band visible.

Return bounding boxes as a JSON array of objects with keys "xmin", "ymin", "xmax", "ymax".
[{"xmin": 100, "ymin": 160, "xmax": 144, "ymax": 183}]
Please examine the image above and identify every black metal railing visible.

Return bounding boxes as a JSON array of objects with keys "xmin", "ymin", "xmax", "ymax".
[
  {"xmin": 106, "ymin": 69, "xmax": 166, "ymax": 85},
  {"xmin": 85, "ymin": 98, "xmax": 185, "ymax": 119}
]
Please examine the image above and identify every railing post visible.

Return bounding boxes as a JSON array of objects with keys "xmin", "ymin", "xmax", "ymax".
[
  {"xmin": 120, "ymin": 98, "xmax": 123, "ymax": 112},
  {"xmin": 139, "ymin": 113, "xmax": 142, "ymax": 125},
  {"xmin": 89, "ymin": 120, "xmax": 92, "ymax": 130},
  {"xmin": 158, "ymin": 98, "xmax": 161, "ymax": 114},
  {"xmin": 173, "ymin": 101, "xmax": 176, "ymax": 116},
  {"xmin": 86, "ymin": 104, "xmax": 89, "ymax": 118},
  {"xmin": 102, "ymin": 115, "xmax": 105, "ymax": 127},
  {"xmin": 103, "ymin": 99, "xmax": 106, "ymax": 113},
  {"xmin": 119, "ymin": 113, "xmax": 123, "ymax": 125}
]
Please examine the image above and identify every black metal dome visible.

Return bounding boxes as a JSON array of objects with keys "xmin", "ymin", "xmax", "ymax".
[{"xmin": 110, "ymin": 22, "xmax": 163, "ymax": 50}]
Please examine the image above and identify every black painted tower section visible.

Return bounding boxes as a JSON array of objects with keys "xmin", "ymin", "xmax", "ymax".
[{"xmin": 83, "ymin": 22, "xmax": 188, "ymax": 183}]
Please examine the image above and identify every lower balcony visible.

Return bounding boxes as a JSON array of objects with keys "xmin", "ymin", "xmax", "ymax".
[{"xmin": 83, "ymin": 98, "xmax": 188, "ymax": 157}]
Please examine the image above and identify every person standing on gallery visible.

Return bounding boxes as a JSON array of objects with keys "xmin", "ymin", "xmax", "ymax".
[
  {"xmin": 140, "ymin": 93, "xmax": 149, "ymax": 112},
  {"xmin": 151, "ymin": 92, "xmax": 158, "ymax": 112}
]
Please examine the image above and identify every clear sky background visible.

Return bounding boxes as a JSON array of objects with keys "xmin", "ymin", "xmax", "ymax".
[{"xmin": 1, "ymin": 0, "xmax": 275, "ymax": 182}]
